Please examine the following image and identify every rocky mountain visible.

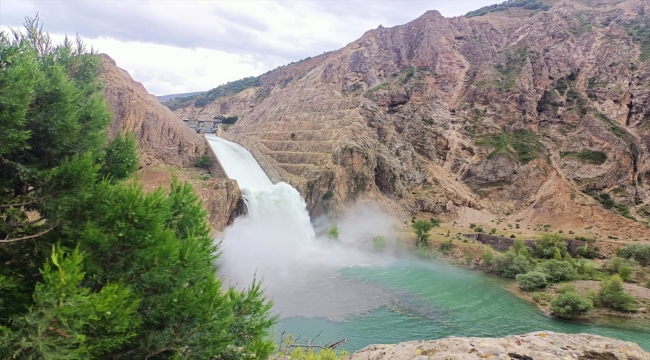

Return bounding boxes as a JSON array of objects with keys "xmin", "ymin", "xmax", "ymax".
[
  {"xmin": 167, "ymin": 0, "xmax": 650, "ymax": 238},
  {"xmin": 99, "ymin": 54, "xmax": 206, "ymax": 168}
]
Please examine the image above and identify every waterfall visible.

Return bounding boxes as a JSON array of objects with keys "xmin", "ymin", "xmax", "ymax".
[
  {"xmin": 205, "ymin": 135, "xmax": 316, "ymax": 283},
  {"xmin": 206, "ymin": 135, "xmax": 396, "ymax": 319}
]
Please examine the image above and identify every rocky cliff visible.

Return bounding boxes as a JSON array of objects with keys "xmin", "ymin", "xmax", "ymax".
[
  {"xmin": 99, "ymin": 54, "xmax": 206, "ymax": 168},
  {"xmin": 167, "ymin": 0, "xmax": 650, "ymax": 238},
  {"xmin": 99, "ymin": 55, "xmax": 241, "ymax": 231},
  {"xmin": 348, "ymin": 331, "xmax": 648, "ymax": 359}
]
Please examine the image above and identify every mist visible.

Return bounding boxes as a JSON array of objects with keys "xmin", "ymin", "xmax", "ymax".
[{"xmin": 216, "ymin": 183, "xmax": 402, "ymax": 319}]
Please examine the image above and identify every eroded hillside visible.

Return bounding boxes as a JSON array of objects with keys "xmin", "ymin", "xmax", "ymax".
[
  {"xmin": 167, "ymin": 0, "xmax": 650, "ymax": 239},
  {"xmin": 99, "ymin": 55, "xmax": 242, "ymax": 231}
]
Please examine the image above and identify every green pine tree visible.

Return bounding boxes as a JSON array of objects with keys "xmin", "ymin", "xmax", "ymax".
[{"xmin": 1, "ymin": 17, "xmax": 276, "ymax": 359}]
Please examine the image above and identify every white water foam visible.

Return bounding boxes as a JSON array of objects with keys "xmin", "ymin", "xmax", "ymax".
[{"xmin": 206, "ymin": 135, "xmax": 397, "ymax": 318}]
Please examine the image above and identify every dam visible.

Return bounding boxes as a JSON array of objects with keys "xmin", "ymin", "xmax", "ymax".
[{"xmin": 206, "ymin": 135, "xmax": 650, "ymax": 352}]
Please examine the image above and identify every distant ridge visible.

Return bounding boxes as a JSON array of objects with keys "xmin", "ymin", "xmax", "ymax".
[{"xmin": 157, "ymin": 91, "xmax": 202, "ymax": 103}]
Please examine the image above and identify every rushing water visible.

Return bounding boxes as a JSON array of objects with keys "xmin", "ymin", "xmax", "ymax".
[{"xmin": 207, "ymin": 135, "xmax": 650, "ymax": 352}]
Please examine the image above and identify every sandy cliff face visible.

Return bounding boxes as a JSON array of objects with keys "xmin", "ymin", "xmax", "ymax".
[
  {"xmin": 99, "ymin": 54, "xmax": 205, "ymax": 168},
  {"xmin": 169, "ymin": 0, "xmax": 650, "ymax": 238}
]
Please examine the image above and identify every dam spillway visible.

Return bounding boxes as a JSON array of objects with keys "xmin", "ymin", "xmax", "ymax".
[
  {"xmin": 205, "ymin": 134, "xmax": 316, "ymax": 283},
  {"xmin": 205, "ymin": 134, "xmax": 272, "ymax": 189}
]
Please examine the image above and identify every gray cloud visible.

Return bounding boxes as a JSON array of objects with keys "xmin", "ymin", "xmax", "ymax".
[
  {"xmin": 2, "ymin": 0, "xmax": 500, "ymax": 62},
  {"xmin": 1, "ymin": 0, "xmax": 502, "ymax": 95}
]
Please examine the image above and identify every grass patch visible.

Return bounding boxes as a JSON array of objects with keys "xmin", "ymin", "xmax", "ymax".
[
  {"xmin": 595, "ymin": 113, "xmax": 625, "ymax": 137},
  {"xmin": 465, "ymin": 0, "xmax": 550, "ymax": 18},
  {"xmin": 560, "ymin": 150, "xmax": 607, "ymax": 165},
  {"xmin": 624, "ymin": 17, "xmax": 650, "ymax": 62},
  {"xmin": 476, "ymin": 130, "xmax": 545, "ymax": 164},
  {"xmin": 492, "ymin": 47, "xmax": 530, "ymax": 92},
  {"xmin": 166, "ymin": 76, "xmax": 260, "ymax": 110},
  {"xmin": 368, "ymin": 83, "xmax": 391, "ymax": 93},
  {"xmin": 583, "ymin": 191, "xmax": 636, "ymax": 220}
]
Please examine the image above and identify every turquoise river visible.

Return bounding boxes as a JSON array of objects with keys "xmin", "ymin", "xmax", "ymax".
[{"xmin": 277, "ymin": 260, "xmax": 650, "ymax": 352}]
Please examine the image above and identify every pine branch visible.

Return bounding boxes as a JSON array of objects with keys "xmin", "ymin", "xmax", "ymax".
[{"xmin": 0, "ymin": 223, "xmax": 58, "ymax": 243}]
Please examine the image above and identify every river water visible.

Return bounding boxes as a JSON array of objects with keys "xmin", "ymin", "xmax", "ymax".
[{"xmin": 206, "ymin": 135, "xmax": 650, "ymax": 352}]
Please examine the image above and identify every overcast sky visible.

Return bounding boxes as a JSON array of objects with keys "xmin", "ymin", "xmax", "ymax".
[{"xmin": 1, "ymin": 0, "xmax": 501, "ymax": 96}]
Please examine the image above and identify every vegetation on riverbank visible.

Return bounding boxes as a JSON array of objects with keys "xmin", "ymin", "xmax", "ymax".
[{"xmin": 398, "ymin": 221, "xmax": 650, "ymax": 321}]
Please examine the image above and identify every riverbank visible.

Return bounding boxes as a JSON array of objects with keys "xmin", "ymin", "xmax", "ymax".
[{"xmin": 393, "ymin": 223, "xmax": 650, "ymax": 322}]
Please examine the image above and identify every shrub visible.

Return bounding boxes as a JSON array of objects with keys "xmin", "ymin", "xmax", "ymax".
[
  {"xmin": 575, "ymin": 246, "xmax": 596, "ymax": 259},
  {"xmin": 492, "ymin": 251, "xmax": 534, "ymax": 278},
  {"xmin": 465, "ymin": 252, "xmax": 474, "ymax": 265},
  {"xmin": 195, "ymin": 154, "xmax": 211, "ymax": 168},
  {"xmin": 551, "ymin": 291, "xmax": 593, "ymax": 318},
  {"xmin": 440, "ymin": 239, "xmax": 454, "ymax": 255},
  {"xmin": 516, "ymin": 271, "xmax": 547, "ymax": 291},
  {"xmin": 617, "ymin": 243, "xmax": 650, "ymax": 266},
  {"xmin": 474, "ymin": 226, "xmax": 484, "ymax": 233},
  {"xmin": 534, "ymin": 233, "xmax": 568, "ymax": 259},
  {"xmin": 322, "ymin": 190, "xmax": 334, "ymax": 200},
  {"xmin": 531, "ymin": 292, "xmax": 552, "ymax": 304},
  {"xmin": 536, "ymin": 260, "xmax": 577, "ymax": 283},
  {"xmin": 619, "ymin": 266, "xmax": 633, "ymax": 281},
  {"xmin": 430, "ymin": 218, "xmax": 441, "ymax": 227},
  {"xmin": 285, "ymin": 347, "xmax": 349, "ymax": 360},
  {"xmin": 604, "ymin": 257, "xmax": 636, "ymax": 274},
  {"xmin": 510, "ymin": 234, "xmax": 516, "ymax": 238},
  {"xmin": 327, "ymin": 223, "xmax": 339, "ymax": 241},
  {"xmin": 413, "ymin": 220, "xmax": 434, "ymax": 247},
  {"xmin": 482, "ymin": 245, "xmax": 495, "ymax": 266},
  {"xmin": 372, "ymin": 235, "xmax": 386, "ymax": 251},
  {"xmin": 599, "ymin": 275, "xmax": 636, "ymax": 312}
]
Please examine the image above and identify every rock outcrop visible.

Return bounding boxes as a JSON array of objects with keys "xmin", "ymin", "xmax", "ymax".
[
  {"xmin": 348, "ymin": 331, "xmax": 648, "ymax": 359},
  {"xmin": 167, "ymin": 0, "xmax": 650, "ymax": 238},
  {"xmin": 99, "ymin": 54, "xmax": 205, "ymax": 168},
  {"xmin": 99, "ymin": 55, "xmax": 240, "ymax": 231}
]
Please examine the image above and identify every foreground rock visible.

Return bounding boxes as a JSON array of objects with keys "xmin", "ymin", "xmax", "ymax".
[{"xmin": 349, "ymin": 331, "xmax": 648, "ymax": 359}]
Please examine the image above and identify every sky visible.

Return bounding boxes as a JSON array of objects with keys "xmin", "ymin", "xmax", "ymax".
[{"xmin": 0, "ymin": 0, "xmax": 502, "ymax": 96}]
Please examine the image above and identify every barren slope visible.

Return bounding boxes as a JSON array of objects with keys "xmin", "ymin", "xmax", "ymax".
[{"xmin": 168, "ymin": 0, "xmax": 650, "ymax": 239}]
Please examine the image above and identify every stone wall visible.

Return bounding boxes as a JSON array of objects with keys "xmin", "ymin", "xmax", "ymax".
[
  {"xmin": 219, "ymin": 129, "xmax": 284, "ymax": 184},
  {"xmin": 203, "ymin": 137, "xmax": 227, "ymax": 179},
  {"xmin": 463, "ymin": 233, "xmax": 587, "ymax": 255}
]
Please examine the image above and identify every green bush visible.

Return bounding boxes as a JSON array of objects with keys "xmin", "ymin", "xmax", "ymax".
[
  {"xmin": 492, "ymin": 251, "xmax": 534, "ymax": 278},
  {"xmin": 195, "ymin": 154, "xmax": 211, "ymax": 168},
  {"xmin": 475, "ymin": 130, "xmax": 545, "ymax": 164},
  {"xmin": 372, "ymin": 235, "xmax": 386, "ymax": 251},
  {"xmin": 440, "ymin": 239, "xmax": 454, "ymax": 255},
  {"xmin": 616, "ymin": 243, "xmax": 650, "ymax": 266},
  {"xmin": 575, "ymin": 246, "xmax": 596, "ymax": 259},
  {"xmin": 551, "ymin": 291, "xmax": 593, "ymax": 318},
  {"xmin": 482, "ymin": 245, "xmax": 495, "ymax": 265},
  {"xmin": 327, "ymin": 223, "xmax": 339, "ymax": 241},
  {"xmin": 516, "ymin": 271, "xmax": 547, "ymax": 291},
  {"xmin": 531, "ymin": 292, "xmax": 552, "ymax": 304},
  {"xmin": 560, "ymin": 150, "xmax": 607, "ymax": 165},
  {"xmin": 413, "ymin": 220, "xmax": 434, "ymax": 247},
  {"xmin": 599, "ymin": 274, "xmax": 636, "ymax": 312},
  {"xmin": 284, "ymin": 347, "xmax": 349, "ymax": 360},
  {"xmin": 534, "ymin": 233, "xmax": 568, "ymax": 259},
  {"xmin": 535, "ymin": 259, "xmax": 577, "ymax": 283},
  {"xmin": 464, "ymin": 251, "xmax": 474, "ymax": 265}
]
